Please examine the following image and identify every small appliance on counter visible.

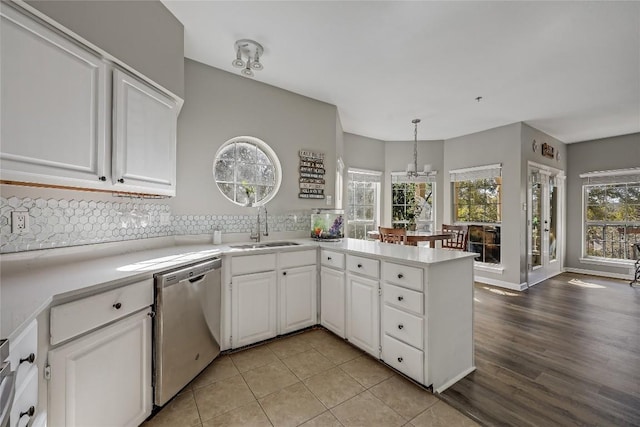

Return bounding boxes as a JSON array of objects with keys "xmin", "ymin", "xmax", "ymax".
[{"xmin": 310, "ymin": 209, "xmax": 344, "ymax": 241}]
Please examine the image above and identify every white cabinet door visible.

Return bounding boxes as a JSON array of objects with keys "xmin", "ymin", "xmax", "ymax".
[
  {"xmin": 320, "ymin": 267, "xmax": 346, "ymax": 338},
  {"xmin": 0, "ymin": 4, "xmax": 109, "ymax": 189},
  {"xmin": 232, "ymin": 271, "xmax": 277, "ymax": 348},
  {"xmin": 346, "ymin": 274, "xmax": 379, "ymax": 357},
  {"xmin": 48, "ymin": 309, "xmax": 152, "ymax": 427},
  {"xmin": 113, "ymin": 69, "xmax": 177, "ymax": 196},
  {"xmin": 279, "ymin": 265, "xmax": 317, "ymax": 334}
]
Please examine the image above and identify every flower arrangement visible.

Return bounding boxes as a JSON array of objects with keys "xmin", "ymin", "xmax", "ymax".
[{"xmin": 240, "ymin": 182, "xmax": 255, "ymax": 206}]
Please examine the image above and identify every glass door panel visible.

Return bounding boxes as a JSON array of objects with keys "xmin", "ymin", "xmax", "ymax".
[{"xmin": 528, "ymin": 165, "xmax": 563, "ymax": 285}]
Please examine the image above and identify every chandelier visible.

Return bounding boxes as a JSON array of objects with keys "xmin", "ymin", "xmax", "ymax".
[
  {"xmin": 232, "ymin": 39, "xmax": 264, "ymax": 77},
  {"xmin": 406, "ymin": 119, "xmax": 432, "ymax": 178}
]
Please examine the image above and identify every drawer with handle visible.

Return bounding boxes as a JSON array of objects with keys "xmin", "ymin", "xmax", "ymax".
[
  {"xmin": 383, "ymin": 261, "xmax": 423, "ymax": 291},
  {"xmin": 346, "ymin": 254, "xmax": 379, "ymax": 279},
  {"xmin": 321, "ymin": 249, "xmax": 345, "ymax": 270},
  {"xmin": 382, "ymin": 334, "xmax": 424, "ymax": 383},
  {"xmin": 383, "ymin": 283, "xmax": 423, "ymax": 315},
  {"xmin": 50, "ymin": 279, "xmax": 153, "ymax": 345},
  {"xmin": 6, "ymin": 320, "xmax": 37, "ymax": 389},
  {"xmin": 382, "ymin": 304, "xmax": 424, "ymax": 349}
]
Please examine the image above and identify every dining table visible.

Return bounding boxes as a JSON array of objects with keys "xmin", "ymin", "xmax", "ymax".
[{"xmin": 367, "ymin": 230, "xmax": 453, "ymax": 248}]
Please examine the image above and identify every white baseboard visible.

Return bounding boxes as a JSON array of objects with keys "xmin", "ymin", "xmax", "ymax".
[
  {"xmin": 434, "ymin": 366, "xmax": 476, "ymax": 393},
  {"xmin": 474, "ymin": 275, "xmax": 528, "ymax": 291},
  {"xmin": 564, "ymin": 267, "xmax": 632, "ymax": 281}
]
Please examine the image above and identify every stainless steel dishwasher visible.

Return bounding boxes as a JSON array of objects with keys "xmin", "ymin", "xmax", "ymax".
[{"xmin": 153, "ymin": 257, "xmax": 221, "ymax": 406}]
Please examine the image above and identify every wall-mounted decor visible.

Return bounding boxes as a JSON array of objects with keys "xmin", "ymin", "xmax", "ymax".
[
  {"xmin": 541, "ymin": 142, "xmax": 555, "ymax": 159},
  {"xmin": 532, "ymin": 139, "xmax": 538, "ymax": 153},
  {"xmin": 299, "ymin": 149, "xmax": 325, "ymax": 199}
]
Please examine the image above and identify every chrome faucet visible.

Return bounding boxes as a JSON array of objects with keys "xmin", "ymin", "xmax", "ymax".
[{"xmin": 250, "ymin": 205, "xmax": 269, "ymax": 242}]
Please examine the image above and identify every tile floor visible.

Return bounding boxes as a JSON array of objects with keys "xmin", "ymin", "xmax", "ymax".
[{"xmin": 143, "ymin": 329, "xmax": 479, "ymax": 427}]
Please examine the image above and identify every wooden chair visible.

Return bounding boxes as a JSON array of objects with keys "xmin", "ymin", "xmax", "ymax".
[
  {"xmin": 378, "ymin": 227, "xmax": 406, "ymax": 245},
  {"xmin": 441, "ymin": 224, "xmax": 468, "ymax": 250}
]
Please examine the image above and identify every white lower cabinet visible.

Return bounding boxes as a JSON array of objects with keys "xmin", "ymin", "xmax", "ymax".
[
  {"xmin": 320, "ymin": 266, "xmax": 345, "ymax": 338},
  {"xmin": 48, "ymin": 309, "xmax": 152, "ymax": 427},
  {"xmin": 279, "ymin": 265, "xmax": 317, "ymax": 334},
  {"xmin": 382, "ymin": 334, "xmax": 424, "ymax": 382},
  {"xmin": 231, "ymin": 271, "xmax": 277, "ymax": 348},
  {"xmin": 346, "ymin": 274, "xmax": 379, "ymax": 357}
]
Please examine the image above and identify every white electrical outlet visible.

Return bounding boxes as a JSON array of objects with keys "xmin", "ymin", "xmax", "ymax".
[{"xmin": 11, "ymin": 211, "xmax": 30, "ymax": 234}]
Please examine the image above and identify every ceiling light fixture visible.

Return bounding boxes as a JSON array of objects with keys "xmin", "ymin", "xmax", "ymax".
[
  {"xmin": 406, "ymin": 118, "xmax": 432, "ymax": 178},
  {"xmin": 232, "ymin": 39, "xmax": 264, "ymax": 77}
]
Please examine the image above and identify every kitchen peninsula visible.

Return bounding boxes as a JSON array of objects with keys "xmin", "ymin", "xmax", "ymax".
[{"xmin": 1, "ymin": 237, "xmax": 475, "ymax": 425}]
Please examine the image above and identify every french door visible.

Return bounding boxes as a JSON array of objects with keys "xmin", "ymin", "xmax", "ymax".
[{"xmin": 528, "ymin": 163, "xmax": 564, "ymax": 285}]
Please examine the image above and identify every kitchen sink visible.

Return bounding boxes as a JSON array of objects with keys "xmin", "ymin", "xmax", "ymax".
[{"xmin": 229, "ymin": 241, "xmax": 301, "ymax": 249}]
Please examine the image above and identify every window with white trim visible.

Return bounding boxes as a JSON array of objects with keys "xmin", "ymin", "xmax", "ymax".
[
  {"xmin": 347, "ymin": 169, "xmax": 381, "ymax": 239},
  {"xmin": 451, "ymin": 164, "xmax": 502, "ymax": 264},
  {"xmin": 391, "ymin": 173, "xmax": 435, "ymax": 231},
  {"xmin": 582, "ymin": 169, "xmax": 640, "ymax": 261},
  {"xmin": 213, "ymin": 136, "xmax": 282, "ymax": 206}
]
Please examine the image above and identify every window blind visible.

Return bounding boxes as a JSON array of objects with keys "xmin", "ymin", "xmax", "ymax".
[
  {"xmin": 449, "ymin": 163, "xmax": 501, "ymax": 182},
  {"xmin": 580, "ymin": 168, "xmax": 640, "ymax": 185},
  {"xmin": 348, "ymin": 168, "xmax": 382, "ymax": 183},
  {"xmin": 391, "ymin": 172, "xmax": 437, "ymax": 183}
]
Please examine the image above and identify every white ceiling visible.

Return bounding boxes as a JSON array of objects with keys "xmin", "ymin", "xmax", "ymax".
[{"xmin": 163, "ymin": 1, "xmax": 640, "ymax": 143}]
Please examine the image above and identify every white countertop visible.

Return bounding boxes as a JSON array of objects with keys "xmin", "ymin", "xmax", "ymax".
[{"xmin": 0, "ymin": 237, "xmax": 474, "ymax": 338}]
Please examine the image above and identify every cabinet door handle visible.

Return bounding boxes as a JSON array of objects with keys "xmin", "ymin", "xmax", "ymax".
[
  {"xmin": 98, "ymin": 176, "xmax": 106, "ymax": 181},
  {"xmin": 19, "ymin": 353, "xmax": 35, "ymax": 365},
  {"xmin": 357, "ymin": 264, "xmax": 363, "ymax": 268},
  {"xmin": 398, "ymin": 324, "xmax": 404, "ymax": 330},
  {"xmin": 327, "ymin": 256, "xmax": 332, "ymax": 260},
  {"xmin": 397, "ymin": 357, "xmax": 403, "ymax": 363},
  {"xmin": 397, "ymin": 296, "xmax": 404, "ymax": 301},
  {"xmin": 283, "ymin": 271, "xmax": 287, "ymax": 276},
  {"xmin": 113, "ymin": 302, "xmax": 122, "ymax": 310},
  {"xmin": 19, "ymin": 406, "xmax": 35, "ymax": 419},
  {"xmin": 147, "ymin": 311, "xmax": 156, "ymax": 318},
  {"xmin": 117, "ymin": 178, "xmax": 125, "ymax": 184},
  {"xmin": 397, "ymin": 273, "xmax": 404, "ymax": 279}
]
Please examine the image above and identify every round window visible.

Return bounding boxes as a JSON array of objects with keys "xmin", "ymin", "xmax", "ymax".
[{"xmin": 213, "ymin": 136, "xmax": 282, "ymax": 206}]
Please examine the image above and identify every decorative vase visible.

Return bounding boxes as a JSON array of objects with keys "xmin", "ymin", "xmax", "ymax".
[{"xmin": 408, "ymin": 223, "xmax": 416, "ymax": 231}]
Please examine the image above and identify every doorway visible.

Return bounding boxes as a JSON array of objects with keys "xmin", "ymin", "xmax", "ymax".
[{"xmin": 528, "ymin": 162, "xmax": 564, "ymax": 285}]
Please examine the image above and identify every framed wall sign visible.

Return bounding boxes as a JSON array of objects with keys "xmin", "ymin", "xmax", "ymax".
[
  {"xmin": 542, "ymin": 143, "xmax": 555, "ymax": 159},
  {"xmin": 299, "ymin": 149, "xmax": 325, "ymax": 199}
]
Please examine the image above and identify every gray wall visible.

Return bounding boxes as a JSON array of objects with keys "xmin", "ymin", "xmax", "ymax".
[
  {"xmin": 343, "ymin": 133, "xmax": 386, "ymax": 226},
  {"xmin": 26, "ymin": 0, "xmax": 184, "ymax": 98},
  {"xmin": 566, "ymin": 133, "xmax": 640, "ymax": 275},
  {"xmin": 170, "ymin": 59, "xmax": 338, "ymax": 216},
  {"xmin": 444, "ymin": 123, "xmax": 523, "ymax": 287},
  {"xmin": 383, "ymin": 140, "xmax": 444, "ymax": 228}
]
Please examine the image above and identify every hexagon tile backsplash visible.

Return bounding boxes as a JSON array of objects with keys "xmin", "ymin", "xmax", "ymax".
[{"xmin": 0, "ymin": 196, "xmax": 310, "ymax": 253}]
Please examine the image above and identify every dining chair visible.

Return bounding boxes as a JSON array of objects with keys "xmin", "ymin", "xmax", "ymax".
[
  {"xmin": 441, "ymin": 224, "xmax": 468, "ymax": 250},
  {"xmin": 378, "ymin": 226, "xmax": 406, "ymax": 245}
]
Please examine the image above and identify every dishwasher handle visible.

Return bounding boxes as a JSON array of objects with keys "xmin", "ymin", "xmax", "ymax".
[{"xmin": 188, "ymin": 274, "xmax": 206, "ymax": 284}]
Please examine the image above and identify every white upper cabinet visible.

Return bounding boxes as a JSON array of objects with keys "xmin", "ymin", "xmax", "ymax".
[
  {"xmin": 112, "ymin": 69, "xmax": 177, "ymax": 196},
  {"xmin": 0, "ymin": 4, "xmax": 109, "ymax": 188},
  {"xmin": 0, "ymin": 3, "xmax": 179, "ymax": 196}
]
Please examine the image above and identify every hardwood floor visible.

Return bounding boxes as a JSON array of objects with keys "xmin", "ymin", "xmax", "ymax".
[{"xmin": 440, "ymin": 272, "xmax": 640, "ymax": 426}]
